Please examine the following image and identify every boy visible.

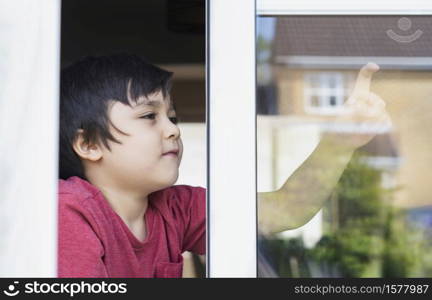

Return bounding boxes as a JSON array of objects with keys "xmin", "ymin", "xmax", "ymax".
[
  {"xmin": 58, "ymin": 54, "xmax": 387, "ymax": 277},
  {"xmin": 58, "ymin": 54, "xmax": 204, "ymax": 277}
]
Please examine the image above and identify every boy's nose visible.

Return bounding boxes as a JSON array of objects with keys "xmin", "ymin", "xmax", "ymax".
[{"xmin": 164, "ymin": 118, "xmax": 180, "ymax": 140}]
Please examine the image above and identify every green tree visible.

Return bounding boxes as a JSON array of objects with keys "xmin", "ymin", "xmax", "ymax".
[
  {"xmin": 260, "ymin": 153, "xmax": 432, "ymax": 277},
  {"xmin": 310, "ymin": 152, "xmax": 425, "ymax": 277}
]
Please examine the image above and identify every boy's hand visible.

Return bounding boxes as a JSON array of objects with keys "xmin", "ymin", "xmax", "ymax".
[{"xmin": 321, "ymin": 63, "xmax": 392, "ymax": 151}]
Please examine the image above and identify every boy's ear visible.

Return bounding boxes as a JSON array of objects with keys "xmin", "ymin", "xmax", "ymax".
[{"xmin": 72, "ymin": 129, "xmax": 103, "ymax": 161}]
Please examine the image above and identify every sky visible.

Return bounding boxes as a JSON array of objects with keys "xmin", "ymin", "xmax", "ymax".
[{"xmin": 257, "ymin": 16, "xmax": 276, "ymax": 41}]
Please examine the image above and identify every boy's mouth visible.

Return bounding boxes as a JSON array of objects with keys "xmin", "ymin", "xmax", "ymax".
[{"xmin": 162, "ymin": 149, "xmax": 179, "ymax": 157}]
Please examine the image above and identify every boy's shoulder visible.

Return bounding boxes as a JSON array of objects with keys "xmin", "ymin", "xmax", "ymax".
[
  {"xmin": 59, "ymin": 176, "xmax": 97, "ymax": 195},
  {"xmin": 58, "ymin": 176, "xmax": 104, "ymax": 216},
  {"xmin": 59, "ymin": 176, "xmax": 100, "ymax": 200},
  {"xmin": 57, "ymin": 177, "xmax": 119, "ymax": 233}
]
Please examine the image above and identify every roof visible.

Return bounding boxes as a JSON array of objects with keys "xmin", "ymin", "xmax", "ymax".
[{"xmin": 273, "ymin": 16, "xmax": 432, "ymax": 64}]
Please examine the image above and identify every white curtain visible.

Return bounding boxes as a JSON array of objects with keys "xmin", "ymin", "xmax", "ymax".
[{"xmin": 0, "ymin": 0, "xmax": 60, "ymax": 276}]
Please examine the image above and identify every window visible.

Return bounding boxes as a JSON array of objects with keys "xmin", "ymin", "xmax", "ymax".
[
  {"xmin": 304, "ymin": 72, "xmax": 354, "ymax": 115},
  {"xmin": 60, "ymin": 0, "xmax": 206, "ymax": 278},
  {"xmin": 256, "ymin": 2, "xmax": 432, "ymax": 278}
]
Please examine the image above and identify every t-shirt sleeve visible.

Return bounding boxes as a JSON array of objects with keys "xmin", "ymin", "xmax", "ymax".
[
  {"xmin": 58, "ymin": 193, "xmax": 108, "ymax": 278},
  {"xmin": 173, "ymin": 186, "xmax": 206, "ymax": 255}
]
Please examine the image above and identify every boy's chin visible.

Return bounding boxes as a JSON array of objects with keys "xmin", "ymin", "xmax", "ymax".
[
  {"xmin": 153, "ymin": 173, "xmax": 179, "ymax": 191},
  {"xmin": 165, "ymin": 175, "xmax": 179, "ymax": 187}
]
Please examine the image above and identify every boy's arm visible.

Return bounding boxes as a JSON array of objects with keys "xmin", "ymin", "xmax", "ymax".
[
  {"xmin": 258, "ymin": 136, "xmax": 354, "ymax": 233},
  {"xmin": 175, "ymin": 186, "xmax": 206, "ymax": 255},
  {"xmin": 58, "ymin": 193, "xmax": 109, "ymax": 277},
  {"xmin": 258, "ymin": 63, "xmax": 391, "ymax": 234}
]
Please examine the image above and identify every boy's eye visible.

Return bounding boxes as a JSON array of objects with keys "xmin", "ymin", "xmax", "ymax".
[
  {"xmin": 139, "ymin": 113, "xmax": 178, "ymax": 125},
  {"xmin": 140, "ymin": 113, "xmax": 157, "ymax": 120}
]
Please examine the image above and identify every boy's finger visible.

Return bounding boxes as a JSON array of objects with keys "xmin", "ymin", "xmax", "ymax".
[{"xmin": 352, "ymin": 62, "xmax": 380, "ymax": 96}]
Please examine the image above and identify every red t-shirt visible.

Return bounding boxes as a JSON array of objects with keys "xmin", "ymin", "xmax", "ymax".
[{"xmin": 57, "ymin": 176, "xmax": 206, "ymax": 278}]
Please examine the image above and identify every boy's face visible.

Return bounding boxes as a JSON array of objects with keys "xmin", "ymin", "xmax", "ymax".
[{"xmin": 98, "ymin": 90, "xmax": 183, "ymax": 194}]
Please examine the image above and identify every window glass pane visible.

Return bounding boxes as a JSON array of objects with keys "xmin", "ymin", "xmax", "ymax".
[
  {"xmin": 257, "ymin": 15, "xmax": 432, "ymax": 278},
  {"xmin": 327, "ymin": 74, "xmax": 337, "ymax": 89},
  {"xmin": 310, "ymin": 95, "xmax": 320, "ymax": 107},
  {"xmin": 329, "ymin": 95, "xmax": 337, "ymax": 106},
  {"xmin": 59, "ymin": 0, "xmax": 206, "ymax": 278},
  {"xmin": 309, "ymin": 74, "xmax": 321, "ymax": 89}
]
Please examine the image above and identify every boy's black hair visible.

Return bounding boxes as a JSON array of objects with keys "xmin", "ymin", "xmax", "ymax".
[{"xmin": 59, "ymin": 54, "xmax": 173, "ymax": 180}]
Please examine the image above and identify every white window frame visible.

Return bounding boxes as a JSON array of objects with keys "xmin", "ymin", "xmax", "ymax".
[
  {"xmin": 257, "ymin": 0, "xmax": 432, "ymax": 15},
  {"xmin": 206, "ymin": 0, "xmax": 432, "ymax": 278},
  {"xmin": 207, "ymin": 0, "xmax": 257, "ymax": 277}
]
